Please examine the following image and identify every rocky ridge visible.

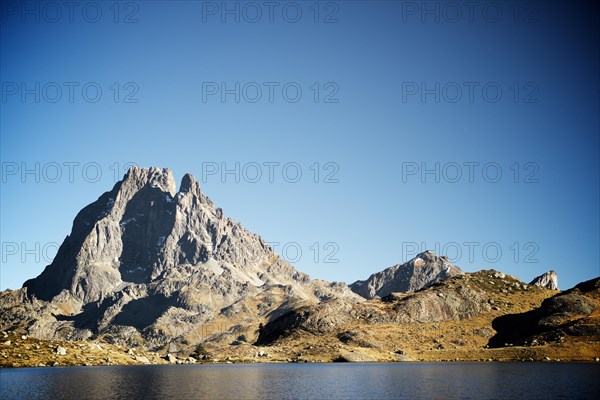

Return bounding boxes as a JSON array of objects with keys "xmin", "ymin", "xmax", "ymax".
[
  {"xmin": 251, "ymin": 270, "xmax": 600, "ymax": 363},
  {"xmin": 349, "ymin": 251, "xmax": 463, "ymax": 299}
]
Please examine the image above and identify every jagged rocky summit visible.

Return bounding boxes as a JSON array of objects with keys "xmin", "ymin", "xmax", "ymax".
[
  {"xmin": 349, "ymin": 251, "xmax": 464, "ymax": 299},
  {"xmin": 9, "ymin": 167, "xmax": 360, "ymax": 352},
  {"xmin": 530, "ymin": 270, "xmax": 559, "ymax": 290}
]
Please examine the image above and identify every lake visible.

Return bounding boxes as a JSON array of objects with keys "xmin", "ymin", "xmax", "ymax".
[{"xmin": 1, "ymin": 363, "xmax": 599, "ymax": 399}]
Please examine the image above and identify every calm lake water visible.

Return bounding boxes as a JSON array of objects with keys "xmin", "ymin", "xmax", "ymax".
[{"xmin": 1, "ymin": 363, "xmax": 599, "ymax": 399}]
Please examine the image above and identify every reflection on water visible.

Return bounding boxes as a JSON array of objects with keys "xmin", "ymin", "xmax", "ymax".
[{"xmin": 1, "ymin": 362, "xmax": 599, "ymax": 400}]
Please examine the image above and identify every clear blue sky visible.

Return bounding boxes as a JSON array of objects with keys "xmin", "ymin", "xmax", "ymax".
[{"xmin": 1, "ymin": 1, "xmax": 598, "ymax": 291}]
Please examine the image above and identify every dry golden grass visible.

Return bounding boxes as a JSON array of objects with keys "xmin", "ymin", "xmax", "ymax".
[{"xmin": 0, "ymin": 331, "xmax": 167, "ymax": 368}]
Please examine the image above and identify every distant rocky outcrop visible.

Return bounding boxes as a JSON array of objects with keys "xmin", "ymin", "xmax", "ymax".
[
  {"xmin": 349, "ymin": 251, "xmax": 463, "ymax": 299},
  {"xmin": 5, "ymin": 167, "xmax": 361, "ymax": 352},
  {"xmin": 529, "ymin": 270, "xmax": 559, "ymax": 290}
]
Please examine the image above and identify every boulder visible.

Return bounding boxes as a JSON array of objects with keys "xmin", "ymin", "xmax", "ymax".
[
  {"xmin": 134, "ymin": 355, "xmax": 150, "ymax": 364},
  {"xmin": 333, "ymin": 350, "xmax": 377, "ymax": 362}
]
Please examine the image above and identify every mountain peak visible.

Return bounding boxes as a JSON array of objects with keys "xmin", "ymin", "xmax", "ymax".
[
  {"xmin": 124, "ymin": 166, "xmax": 177, "ymax": 197},
  {"xmin": 349, "ymin": 251, "xmax": 463, "ymax": 299},
  {"xmin": 179, "ymin": 172, "xmax": 199, "ymax": 194},
  {"xmin": 414, "ymin": 250, "xmax": 447, "ymax": 262},
  {"xmin": 20, "ymin": 167, "xmax": 361, "ymax": 352}
]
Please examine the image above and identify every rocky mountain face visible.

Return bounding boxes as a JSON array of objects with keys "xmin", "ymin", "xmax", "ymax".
[
  {"xmin": 349, "ymin": 251, "xmax": 463, "ymax": 299},
  {"xmin": 529, "ymin": 270, "xmax": 559, "ymax": 290},
  {"xmin": 256, "ymin": 270, "xmax": 530, "ymax": 349},
  {"xmin": 256, "ymin": 270, "xmax": 528, "ymax": 347},
  {"xmin": 257, "ymin": 274, "xmax": 490, "ymax": 346},
  {"xmin": 489, "ymin": 277, "xmax": 599, "ymax": 348},
  {"xmin": 6, "ymin": 167, "xmax": 360, "ymax": 353}
]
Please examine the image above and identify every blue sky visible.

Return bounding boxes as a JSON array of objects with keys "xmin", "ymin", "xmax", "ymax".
[{"xmin": 1, "ymin": 1, "xmax": 598, "ymax": 291}]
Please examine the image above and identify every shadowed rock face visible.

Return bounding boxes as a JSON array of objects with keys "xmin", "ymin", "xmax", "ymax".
[
  {"xmin": 488, "ymin": 277, "xmax": 599, "ymax": 347},
  {"xmin": 349, "ymin": 251, "xmax": 463, "ymax": 299},
  {"xmin": 24, "ymin": 167, "xmax": 178, "ymax": 303},
  {"xmin": 16, "ymin": 167, "xmax": 361, "ymax": 351},
  {"xmin": 529, "ymin": 270, "xmax": 559, "ymax": 290},
  {"xmin": 118, "ymin": 185, "xmax": 177, "ymax": 284}
]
